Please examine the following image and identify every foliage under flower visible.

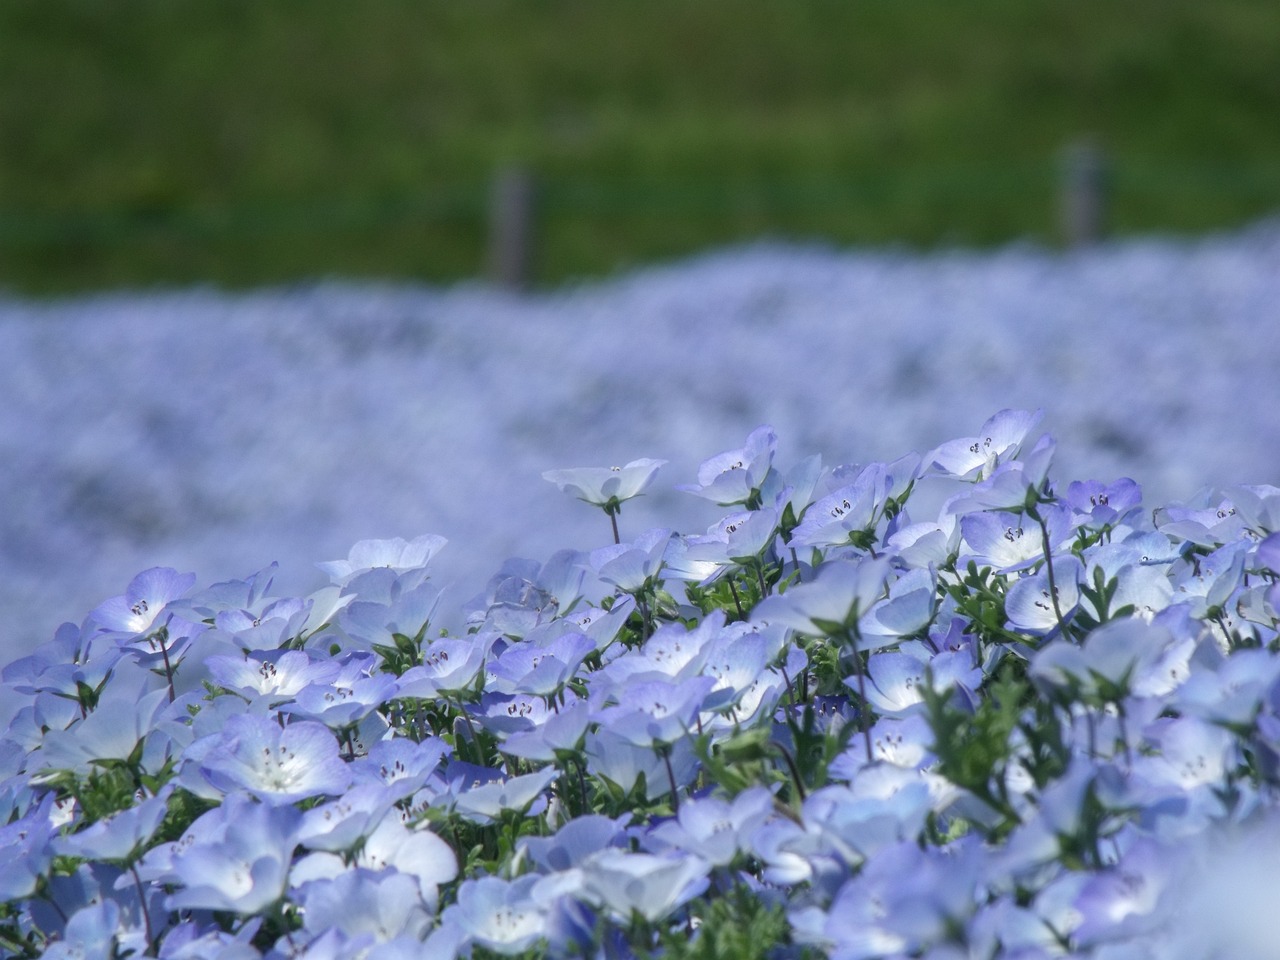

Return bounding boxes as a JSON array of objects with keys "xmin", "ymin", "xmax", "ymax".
[{"xmin": 4, "ymin": 409, "xmax": 1280, "ymax": 959}]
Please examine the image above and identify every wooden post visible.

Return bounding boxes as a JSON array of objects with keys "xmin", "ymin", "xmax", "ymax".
[
  {"xmin": 1059, "ymin": 139, "xmax": 1108, "ymax": 248},
  {"xmin": 487, "ymin": 166, "xmax": 537, "ymax": 291}
]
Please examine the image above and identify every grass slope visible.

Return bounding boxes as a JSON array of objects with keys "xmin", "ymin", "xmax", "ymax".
[{"xmin": 2, "ymin": 0, "xmax": 1279, "ymax": 292}]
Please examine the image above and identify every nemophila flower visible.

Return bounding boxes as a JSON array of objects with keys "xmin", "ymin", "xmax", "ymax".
[
  {"xmin": 861, "ymin": 648, "xmax": 980, "ymax": 716},
  {"xmin": 298, "ymin": 868, "xmax": 434, "ymax": 944},
  {"xmin": 40, "ymin": 898, "xmax": 121, "ymax": 960},
  {"xmin": 444, "ymin": 875, "xmax": 547, "ymax": 956},
  {"xmin": 945, "ymin": 433, "xmax": 1057, "ymax": 514},
  {"xmin": 1031, "ymin": 617, "xmax": 1175, "ymax": 707},
  {"xmin": 579, "ymin": 848, "xmax": 710, "ymax": 923},
  {"xmin": 828, "ymin": 714, "xmax": 937, "ymax": 780},
  {"xmin": 699, "ymin": 629, "xmax": 770, "ymax": 712},
  {"xmin": 959, "ymin": 505, "xmax": 1076, "ymax": 573},
  {"xmin": 0, "ymin": 793, "xmax": 57, "ymax": 900},
  {"xmin": 1169, "ymin": 540, "xmax": 1248, "ymax": 620},
  {"xmin": 35, "ymin": 670, "xmax": 172, "ymax": 777},
  {"xmin": 753, "ymin": 556, "xmax": 893, "ymax": 644},
  {"xmin": 281, "ymin": 659, "xmax": 400, "ymax": 728},
  {"xmin": 803, "ymin": 767, "xmax": 935, "ymax": 864},
  {"xmin": 212, "ymin": 596, "xmax": 313, "ymax": 650},
  {"xmin": 430, "ymin": 762, "xmax": 560, "ymax": 824},
  {"xmin": 642, "ymin": 533, "xmax": 720, "ymax": 587},
  {"xmin": 474, "ymin": 691, "xmax": 552, "ymax": 738},
  {"xmin": 677, "ymin": 425, "xmax": 778, "ymax": 507},
  {"xmin": 112, "ymin": 615, "xmax": 207, "ymax": 689},
  {"xmin": 589, "ymin": 526, "xmax": 672, "ymax": 593},
  {"xmin": 1066, "ymin": 478, "xmax": 1143, "ymax": 528},
  {"xmin": 194, "ymin": 713, "xmax": 352, "ymax": 804},
  {"xmin": 487, "ymin": 631, "xmax": 593, "ymax": 697},
  {"xmin": 860, "ymin": 567, "xmax": 940, "ymax": 642},
  {"xmin": 519, "ymin": 814, "xmax": 631, "ymax": 873},
  {"xmin": 54, "ymin": 784, "xmax": 174, "ymax": 863},
  {"xmin": 1155, "ymin": 493, "xmax": 1253, "ymax": 549},
  {"xmin": 585, "ymin": 725, "xmax": 698, "ymax": 799},
  {"xmin": 165, "ymin": 792, "xmax": 301, "ymax": 915},
  {"xmin": 593, "ymin": 675, "xmax": 716, "ymax": 747},
  {"xmin": 395, "ymin": 633, "xmax": 495, "ymax": 698},
  {"xmin": 1081, "ymin": 561, "xmax": 1176, "ymax": 625},
  {"xmin": 543, "ymin": 458, "xmax": 666, "ymax": 514},
  {"xmin": 703, "ymin": 647, "xmax": 797, "ymax": 734},
  {"xmin": 502, "ymin": 696, "xmax": 592, "ymax": 761},
  {"xmin": 205, "ymin": 649, "xmax": 342, "ymax": 706},
  {"xmin": 1170, "ymin": 646, "xmax": 1280, "ymax": 726},
  {"xmin": 551, "ymin": 594, "xmax": 635, "ymax": 651},
  {"xmin": 88, "ymin": 566, "xmax": 197, "ymax": 638},
  {"xmin": 672, "ymin": 504, "xmax": 782, "ymax": 579},
  {"xmin": 466, "ymin": 550, "xmax": 586, "ymax": 635},
  {"xmin": 296, "ymin": 783, "xmax": 398, "ymax": 853},
  {"xmin": 156, "ymin": 917, "xmax": 263, "ymax": 960},
  {"xmin": 885, "ymin": 514, "xmax": 961, "ymax": 570},
  {"xmin": 598, "ymin": 610, "xmax": 727, "ymax": 686},
  {"xmin": 924, "ymin": 408, "xmax": 1044, "ymax": 482},
  {"xmin": 1005, "ymin": 555, "xmax": 1083, "ymax": 635},
  {"xmin": 176, "ymin": 561, "xmax": 278, "ymax": 618},
  {"xmin": 293, "ymin": 814, "xmax": 457, "ymax": 907},
  {"xmin": 317, "ymin": 534, "xmax": 448, "ymax": 586},
  {"xmin": 338, "ymin": 581, "xmax": 444, "ymax": 654},
  {"xmin": 1070, "ymin": 834, "xmax": 1178, "ymax": 948},
  {"xmin": 833, "ymin": 839, "xmax": 983, "ymax": 960},
  {"xmin": 349, "ymin": 736, "xmax": 450, "ymax": 799},
  {"xmin": 1133, "ymin": 715, "xmax": 1235, "ymax": 804},
  {"xmin": 450, "ymin": 765, "xmax": 559, "ymax": 823},
  {"xmin": 788, "ymin": 461, "xmax": 892, "ymax": 550},
  {"xmin": 644, "ymin": 786, "xmax": 775, "ymax": 867}
]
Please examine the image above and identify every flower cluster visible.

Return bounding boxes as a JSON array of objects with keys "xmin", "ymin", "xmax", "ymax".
[{"xmin": 4, "ymin": 410, "xmax": 1280, "ymax": 959}]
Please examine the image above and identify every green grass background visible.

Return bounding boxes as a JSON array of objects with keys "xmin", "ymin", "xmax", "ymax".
[{"xmin": 2, "ymin": 0, "xmax": 1279, "ymax": 293}]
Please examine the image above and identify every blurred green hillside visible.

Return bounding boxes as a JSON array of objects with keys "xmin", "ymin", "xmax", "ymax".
[{"xmin": 2, "ymin": 0, "xmax": 1279, "ymax": 293}]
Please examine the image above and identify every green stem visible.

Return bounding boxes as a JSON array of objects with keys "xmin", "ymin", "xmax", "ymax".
[{"xmin": 1036, "ymin": 512, "xmax": 1067, "ymax": 635}]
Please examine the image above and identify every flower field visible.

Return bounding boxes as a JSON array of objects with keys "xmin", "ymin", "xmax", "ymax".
[
  {"xmin": 4, "ymin": 409, "xmax": 1280, "ymax": 957},
  {"xmin": 2, "ymin": 222, "xmax": 1280, "ymax": 668}
]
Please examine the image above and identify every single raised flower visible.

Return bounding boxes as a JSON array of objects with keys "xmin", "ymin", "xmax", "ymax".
[{"xmin": 544, "ymin": 458, "xmax": 667, "ymax": 542}]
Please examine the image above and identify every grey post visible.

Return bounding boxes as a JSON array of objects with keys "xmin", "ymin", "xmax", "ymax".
[
  {"xmin": 1059, "ymin": 139, "xmax": 1108, "ymax": 248},
  {"xmin": 487, "ymin": 166, "xmax": 537, "ymax": 291}
]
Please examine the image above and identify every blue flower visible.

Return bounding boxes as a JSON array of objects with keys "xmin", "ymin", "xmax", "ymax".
[
  {"xmin": 578, "ymin": 849, "xmax": 711, "ymax": 922},
  {"xmin": 445, "ymin": 875, "xmax": 547, "ymax": 955},
  {"xmin": 925, "ymin": 408, "xmax": 1044, "ymax": 482},
  {"xmin": 518, "ymin": 814, "xmax": 630, "ymax": 872},
  {"xmin": 165, "ymin": 793, "xmax": 301, "ymax": 915},
  {"xmin": 543, "ymin": 459, "xmax": 666, "ymax": 512},
  {"xmin": 40, "ymin": 899, "xmax": 121, "ymax": 960},
  {"xmin": 204, "ymin": 648, "xmax": 342, "ymax": 707},
  {"xmin": 54, "ymin": 784, "xmax": 174, "ymax": 863},
  {"xmin": 677, "ymin": 425, "xmax": 777, "ymax": 507},
  {"xmin": 589, "ymin": 526, "xmax": 673, "ymax": 594},
  {"xmin": 753, "ymin": 556, "xmax": 893, "ymax": 642},
  {"xmin": 194, "ymin": 713, "xmax": 353, "ymax": 804},
  {"xmin": 88, "ymin": 566, "xmax": 197, "ymax": 638},
  {"xmin": 317, "ymin": 534, "xmax": 448, "ymax": 585},
  {"xmin": 544, "ymin": 458, "xmax": 667, "ymax": 542},
  {"xmin": 298, "ymin": 868, "xmax": 434, "ymax": 944}
]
